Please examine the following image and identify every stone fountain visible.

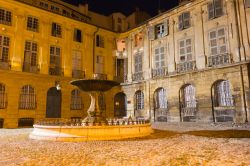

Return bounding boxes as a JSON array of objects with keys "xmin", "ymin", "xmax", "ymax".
[
  {"xmin": 70, "ymin": 78, "xmax": 120, "ymax": 124},
  {"xmin": 29, "ymin": 75, "xmax": 153, "ymax": 141}
]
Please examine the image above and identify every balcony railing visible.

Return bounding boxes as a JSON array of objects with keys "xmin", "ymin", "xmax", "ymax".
[
  {"xmin": 0, "ymin": 92, "xmax": 7, "ymax": 109},
  {"xmin": 49, "ymin": 67, "xmax": 64, "ymax": 76},
  {"xmin": 93, "ymin": 73, "xmax": 107, "ymax": 80},
  {"xmin": 152, "ymin": 67, "xmax": 168, "ymax": 78},
  {"xmin": 208, "ymin": 53, "xmax": 231, "ymax": 67},
  {"xmin": 23, "ymin": 62, "xmax": 39, "ymax": 73},
  {"xmin": 72, "ymin": 70, "xmax": 85, "ymax": 79},
  {"xmin": 113, "ymin": 74, "xmax": 127, "ymax": 83},
  {"xmin": 0, "ymin": 60, "xmax": 11, "ymax": 70},
  {"xmin": 132, "ymin": 72, "xmax": 144, "ymax": 82},
  {"xmin": 177, "ymin": 61, "xmax": 196, "ymax": 73}
]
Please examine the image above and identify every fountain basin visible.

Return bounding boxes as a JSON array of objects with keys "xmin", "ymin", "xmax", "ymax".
[{"xmin": 29, "ymin": 124, "xmax": 153, "ymax": 141}]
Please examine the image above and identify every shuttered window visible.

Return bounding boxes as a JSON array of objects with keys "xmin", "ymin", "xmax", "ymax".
[
  {"xmin": 209, "ymin": 27, "xmax": 227, "ymax": 56},
  {"xmin": 134, "ymin": 52, "xmax": 143, "ymax": 73},
  {"xmin": 135, "ymin": 90, "xmax": 144, "ymax": 110},
  {"xmin": 208, "ymin": 0, "xmax": 223, "ymax": 20},
  {"xmin": 154, "ymin": 47, "xmax": 165, "ymax": 68},
  {"xmin": 178, "ymin": 12, "xmax": 190, "ymax": 30},
  {"xmin": 179, "ymin": 38, "xmax": 192, "ymax": 62},
  {"xmin": 0, "ymin": 35, "xmax": 10, "ymax": 62}
]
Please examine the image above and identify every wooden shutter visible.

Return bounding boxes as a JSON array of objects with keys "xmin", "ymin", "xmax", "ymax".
[
  {"xmin": 148, "ymin": 26, "xmax": 155, "ymax": 40},
  {"xmin": 183, "ymin": 12, "xmax": 190, "ymax": 29},
  {"xmin": 162, "ymin": 20, "xmax": 169, "ymax": 37},
  {"xmin": 178, "ymin": 14, "xmax": 183, "ymax": 30},
  {"xmin": 208, "ymin": 2, "xmax": 215, "ymax": 19},
  {"xmin": 214, "ymin": 0, "xmax": 223, "ymax": 17}
]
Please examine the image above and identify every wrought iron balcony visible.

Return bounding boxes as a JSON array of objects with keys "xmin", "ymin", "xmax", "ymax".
[
  {"xmin": 49, "ymin": 66, "xmax": 64, "ymax": 76},
  {"xmin": 72, "ymin": 70, "xmax": 85, "ymax": 79},
  {"xmin": 151, "ymin": 67, "xmax": 168, "ymax": 78},
  {"xmin": 208, "ymin": 53, "xmax": 231, "ymax": 67},
  {"xmin": 113, "ymin": 74, "xmax": 127, "ymax": 83},
  {"xmin": 177, "ymin": 61, "xmax": 196, "ymax": 73},
  {"xmin": 132, "ymin": 72, "xmax": 144, "ymax": 82},
  {"xmin": 93, "ymin": 73, "xmax": 107, "ymax": 80},
  {"xmin": 0, "ymin": 92, "xmax": 7, "ymax": 109},
  {"xmin": 0, "ymin": 60, "xmax": 11, "ymax": 70},
  {"xmin": 23, "ymin": 62, "xmax": 39, "ymax": 73}
]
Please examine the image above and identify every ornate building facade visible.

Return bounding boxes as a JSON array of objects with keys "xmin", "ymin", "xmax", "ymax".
[{"xmin": 0, "ymin": 0, "xmax": 249, "ymax": 128}]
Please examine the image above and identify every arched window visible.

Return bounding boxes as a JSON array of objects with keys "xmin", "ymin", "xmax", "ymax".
[
  {"xmin": 19, "ymin": 85, "xmax": 36, "ymax": 109},
  {"xmin": 70, "ymin": 89, "xmax": 83, "ymax": 110},
  {"xmin": 154, "ymin": 88, "xmax": 167, "ymax": 109},
  {"xmin": 180, "ymin": 84, "xmax": 197, "ymax": 122},
  {"xmin": 135, "ymin": 90, "xmax": 144, "ymax": 110},
  {"xmin": 0, "ymin": 83, "xmax": 7, "ymax": 109},
  {"xmin": 215, "ymin": 80, "xmax": 233, "ymax": 106}
]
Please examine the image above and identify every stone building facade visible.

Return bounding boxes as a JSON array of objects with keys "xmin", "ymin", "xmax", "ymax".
[{"xmin": 0, "ymin": 0, "xmax": 250, "ymax": 128}]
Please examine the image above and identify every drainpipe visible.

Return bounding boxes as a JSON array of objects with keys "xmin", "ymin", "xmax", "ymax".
[
  {"xmin": 93, "ymin": 27, "xmax": 99, "ymax": 74},
  {"xmin": 234, "ymin": 0, "xmax": 248, "ymax": 122}
]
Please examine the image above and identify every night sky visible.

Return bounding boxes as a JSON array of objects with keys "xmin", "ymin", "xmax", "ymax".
[{"xmin": 63, "ymin": 0, "xmax": 179, "ymax": 16}]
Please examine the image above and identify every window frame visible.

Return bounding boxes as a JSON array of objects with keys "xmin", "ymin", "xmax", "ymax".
[
  {"xmin": 96, "ymin": 35, "xmax": 104, "ymax": 48},
  {"xmin": 27, "ymin": 16, "xmax": 39, "ymax": 32},
  {"xmin": 208, "ymin": 27, "xmax": 227, "ymax": 56},
  {"xmin": 154, "ymin": 47, "xmax": 165, "ymax": 69},
  {"xmin": 178, "ymin": 12, "xmax": 191, "ymax": 31},
  {"xmin": 19, "ymin": 85, "xmax": 36, "ymax": 110},
  {"xmin": 135, "ymin": 90, "xmax": 144, "ymax": 110},
  {"xmin": 70, "ymin": 89, "xmax": 83, "ymax": 110},
  {"xmin": 51, "ymin": 22, "xmax": 62, "ymax": 38},
  {"xmin": 0, "ymin": 8, "xmax": 12, "ymax": 26},
  {"xmin": 178, "ymin": 38, "xmax": 193, "ymax": 62}
]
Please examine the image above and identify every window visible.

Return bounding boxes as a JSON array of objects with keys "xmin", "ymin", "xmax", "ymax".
[
  {"xmin": 216, "ymin": 80, "xmax": 233, "ymax": 107},
  {"xmin": 183, "ymin": 85, "xmax": 196, "ymax": 108},
  {"xmin": 209, "ymin": 27, "xmax": 227, "ymax": 56},
  {"xmin": 51, "ymin": 5, "xmax": 60, "ymax": 13},
  {"xmin": 96, "ymin": 35, "xmax": 104, "ymax": 48},
  {"xmin": 134, "ymin": 33, "xmax": 143, "ymax": 47},
  {"xmin": 51, "ymin": 23, "xmax": 62, "ymax": 38},
  {"xmin": 156, "ymin": 22, "xmax": 168, "ymax": 38},
  {"xmin": 134, "ymin": 52, "xmax": 143, "ymax": 73},
  {"xmin": 0, "ymin": 35, "xmax": 10, "ymax": 62},
  {"xmin": 73, "ymin": 29, "xmax": 82, "ymax": 42},
  {"xmin": 179, "ymin": 38, "xmax": 192, "ymax": 62},
  {"xmin": 246, "ymin": 0, "xmax": 250, "ymax": 8},
  {"xmin": 98, "ymin": 93, "xmax": 105, "ymax": 110},
  {"xmin": 39, "ymin": 2, "xmax": 48, "ymax": 9},
  {"xmin": 72, "ymin": 50, "xmax": 83, "ymax": 78},
  {"xmin": 23, "ymin": 41, "xmax": 38, "ymax": 72},
  {"xmin": 208, "ymin": 0, "xmax": 223, "ymax": 20},
  {"xmin": 63, "ymin": 10, "xmax": 70, "ymax": 17},
  {"xmin": 154, "ymin": 88, "xmax": 167, "ymax": 109},
  {"xmin": 178, "ymin": 12, "xmax": 190, "ymax": 30},
  {"xmin": 19, "ymin": 85, "xmax": 36, "ymax": 110},
  {"xmin": 50, "ymin": 46, "xmax": 61, "ymax": 67},
  {"xmin": 154, "ymin": 47, "xmax": 165, "ymax": 68},
  {"xmin": 135, "ymin": 90, "xmax": 144, "ymax": 110},
  {"xmin": 0, "ymin": 83, "xmax": 7, "ymax": 109},
  {"xmin": 70, "ymin": 89, "xmax": 83, "ymax": 110},
  {"xmin": 0, "ymin": 9, "xmax": 12, "ymax": 25},
  {"xmin": 27, "ymin": 16, "xmax": 39, "ymax": 32},
  {"xmin": 96, "ymin": 55, "xmax": 104, "ymax": 74}
]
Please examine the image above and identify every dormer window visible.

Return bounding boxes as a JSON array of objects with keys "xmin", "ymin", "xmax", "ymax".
[{"xmin": 208, "ymin": 0, "xmax": 223, "ymax": 20}]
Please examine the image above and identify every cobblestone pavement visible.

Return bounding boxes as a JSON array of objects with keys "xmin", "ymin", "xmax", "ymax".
[{"xmin": 0, "ymin": 128, "xmax": 250, "ymax": 166}]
